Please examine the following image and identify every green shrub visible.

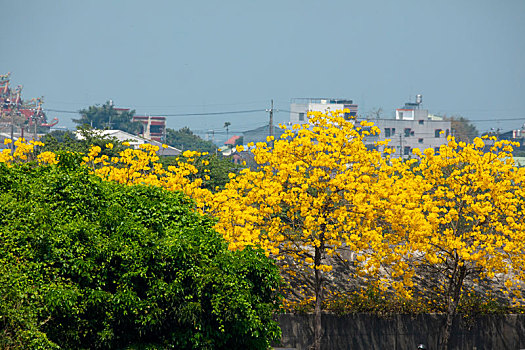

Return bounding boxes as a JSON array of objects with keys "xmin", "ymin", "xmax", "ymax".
[{"xmin": 0, "ymin": 162, "xmax": 281, "ymax": 349}]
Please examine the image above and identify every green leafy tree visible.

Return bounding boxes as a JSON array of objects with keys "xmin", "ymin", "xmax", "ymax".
[
  {"xmin": 165, "ymin": 127, "xmax": 218, "ymax": 154},
  {"xmin": 74, "ymin": 101, "xmax": 141, "ymax": 134},
  {"xmin": 39, "ymin": 127, "xmax": 128, "ymax": 158},
  {"xmin": 0, "ymin": 161, "xmax": 281, "ymax": 349},
  {"xmin": 224, "ymin": 121, "xmax": 231, "ymax": 140}
]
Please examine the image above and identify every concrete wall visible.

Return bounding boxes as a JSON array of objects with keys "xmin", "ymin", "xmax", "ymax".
[{"xmin": 275, "ymin": 313, "xmax": 525, "ymax": 350}]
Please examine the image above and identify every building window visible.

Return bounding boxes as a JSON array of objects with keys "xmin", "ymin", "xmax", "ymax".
[
  {"xmin": 446, "ymin": 129, "xmax": 450, "ymax": 137},
  {"xmin": 404, "ymin": 146, "xmax": 411, "ymax": 155},
  {"xmin": 391, "ymin": 128, "xmax": 396, "ymax": 135},
  {"xmin": 419, "ymin": 120, "xmax": 424, "ymax": 125},
  {"xmin": 418, "ymin": 138, "xmax": 424, "ymax": 143},
  {"xmin": 405, "ymin": 128, "xmax": 411, "ymax": 137},
  {"xmin": 299, "ymin": 113, "xmax": 305, "ymax": 121},
  {"xmin": 150, "ymin": 125, "xmax": 163, "ymax": 134},
  {"xmin": 435, "ymin": 129, "xmax": 442, "ymax": 138},
  {"xmin": 385, "ymin": 128, "xmax": 391, "ymax": 137}
]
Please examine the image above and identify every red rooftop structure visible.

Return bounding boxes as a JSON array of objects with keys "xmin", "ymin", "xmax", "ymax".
[{"xmin": 132, "ymin": 115, "xmax": 166, "ymax": 142}]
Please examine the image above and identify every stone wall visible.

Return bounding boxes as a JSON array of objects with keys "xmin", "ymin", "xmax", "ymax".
[{"xmin": 275, "ymin": 313, "xmax": 525, "ymax": 350}]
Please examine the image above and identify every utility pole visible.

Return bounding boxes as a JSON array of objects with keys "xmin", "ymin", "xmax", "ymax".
[
  {"xmin": 399, "ymin": 133, "xmax": 403, "ymax": 159},
  {"xmin": 10, "ymin": 108, "xmax": 14, "ymax": 146},
  {"xmin": 33, "ymin": 113, "xmax": 37, "ymax": 141},
  {"xmin": 266, "ymin": 100, "xmax": 274, "ymax": 147},
  {"xmin": 108, "ymin": 99, "xmax": 113, "ymax": 129}
]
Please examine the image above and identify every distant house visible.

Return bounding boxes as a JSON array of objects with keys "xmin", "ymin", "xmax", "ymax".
[
  {"xmin": 224, "ymin": 135, "xmax": 243, "ymax": 147},
  {"xmin": 497, "ymin": 127, "xmax": 525, "ymax": 153},
  {"xmin": 243, "ymin": 124, "xmax": 285, "ymax": 145},
  {"xmin": 75, "ymin": 129, "xmax": 181, "ymax": 156}
]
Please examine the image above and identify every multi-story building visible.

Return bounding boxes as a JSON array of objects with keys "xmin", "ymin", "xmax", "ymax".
[
  {"xmin": 365, "ymin": 96, "xmax": 451, "ymax": 158},
  {"xmin": 289, "ymin": 98, "xmax": 358, "ymax": 125},
  {"xmin": 132, "ymin": 115, "xmax": 166, "ymax": 142},
  {"xmin": 287, "ymin": 95, "xmax": 451, "ymax": 159}
]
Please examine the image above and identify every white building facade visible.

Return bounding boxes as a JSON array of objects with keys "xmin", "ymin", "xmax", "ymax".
[
  {"xmin": 289, "ymin": 98, "xmax": 358, "ymax": 125},
  {"xmin": 288, "ymin": 95, "xmax": 451, "ymax": 159},
  {"xmin": 365, "ymin": 97, "xmax": 451, "ymax": 158}
]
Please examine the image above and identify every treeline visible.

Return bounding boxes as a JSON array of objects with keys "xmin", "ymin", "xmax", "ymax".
[
  {"xmin": 1, "ymin": 110, "xmax": 525, "ymax": 350},
  {"xmin": 0, "ymin": 157, "xmax": 280, "ymax": 349}
]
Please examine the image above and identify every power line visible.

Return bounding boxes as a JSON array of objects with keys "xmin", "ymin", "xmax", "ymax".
[
  {"xmin": 44, "ymin": 107, "xmax": 267, "ymax": 117},
  {"xmin": 45, "ymin": 108, "xmax": 81, "ymax": 114},
  {"xmin": 41, "ymin": 106, "xmax": 525, "ymax": 127},
  {"xmin": 150, "ymin": 109, "xmax": 266, "ymax": 117}
]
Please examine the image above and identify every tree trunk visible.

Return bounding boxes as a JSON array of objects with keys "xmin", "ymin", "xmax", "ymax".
[
  {"xmin": 313, "ymin": 245, "xmax": 323, "ymax": 350},
  {"xmin": 439, "ymin": 263, "xmax": 466, "ymax": 350}
]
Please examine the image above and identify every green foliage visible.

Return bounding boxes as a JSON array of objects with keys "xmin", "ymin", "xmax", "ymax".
[
  {"xmin": 39, "ymin": 128, "xmax": 128, "ymax": 158},
  {"xmin": 165, "ymin": 127, "xmax": 218, "ymax": 154},
  {"xmin": 73, "ymin": 101, "xmax": 140, "ymax": 134},
  {"xmin": 0, "ymin": 162, "xmax": 281, "ymax": 349},
  {"xmin": 39, "ymin": 130, "xmax": 81, "ymax": 152}
]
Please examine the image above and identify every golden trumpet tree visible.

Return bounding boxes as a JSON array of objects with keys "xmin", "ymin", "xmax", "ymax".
[
  {"xmin": 210, "ymin": 111, "xmax": 414, "ymax": 350},
  {"xmin": 394, "ymin": 137, "xmax": 525, "ymax": 350},
  {"xmin": 85, "ymin": 144, "xmax": 213, "ymax": 209}
]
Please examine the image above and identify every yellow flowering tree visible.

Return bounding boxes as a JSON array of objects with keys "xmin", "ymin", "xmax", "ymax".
[
  {"xmin": 210, "ymin": 111, "xmax": 413, "ymax": 350},
  {"xmin": 395, "ymin": 136, "xmax": 525, "ymax": 349},
  {"xmin": 0, "ymin": 138, "xmax": 54, "ymax": 165},
  {"xmin": 85, "ymin": 144, "xmax": 213, "ymax": 209},
  {"xmin": 1, "ymin": 138, "xmax": 212, "ymax": 209}
]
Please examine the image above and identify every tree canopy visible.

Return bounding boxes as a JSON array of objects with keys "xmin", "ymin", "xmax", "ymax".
[
  {"xmin": 208, "ymin": 112, "xmax": 415, "ymax": 349},
  {"xmin": 74, "ymin": 101, "xmax": 141, "ymax": 134},
  {"xmin": 0, "ymin": 160, "xmax": 281, "ymax": 349},
  {"xmin": 401, "ymin": 138, "xmax": 525, "ymax": 348},
  {"xmin": 39, "ymin": 128, "xmax": 128, "ymax": 158},
  {"xmin": 165, "ymin": 127, "xmax": 218, "ymax": 154},
  {"xmin": 4, "ymin": 111, "xmax": 525, "ymax": 350},
  {"xmin": 207, "ymin": 112, "xmax": 525, "ymax": 350}
]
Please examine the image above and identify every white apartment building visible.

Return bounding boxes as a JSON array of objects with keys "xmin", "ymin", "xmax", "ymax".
[
  {"xmin": 365, "ymin": 96, "xmax": 451, "ymax": 158},
  {"xmin": 289, "ymin": 98, "xmax": 358, "ymax": 125},
  {"xmin": 289, "ymin": 95, "xmax": 451, "ymax": 159}
]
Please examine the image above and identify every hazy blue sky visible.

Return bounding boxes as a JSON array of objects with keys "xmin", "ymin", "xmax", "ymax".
[{"xmin": 2, "ymin": 0, "xmax": 524, "ymax": 143}]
